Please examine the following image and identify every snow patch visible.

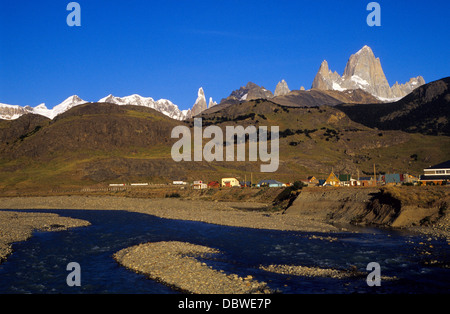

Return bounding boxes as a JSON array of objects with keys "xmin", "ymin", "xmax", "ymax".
[
  {"xmin": 351, "ymin": 75, "xmax": 370, "ymax": 86},
  {"xmin": 98, "ymin": 94, "xmax": 188, "ymax": 120},
  {"xmin": 375, "ymin": 95, "xmax": 403, "ymax": 103},
  {"xmin": 332, "ymin": 82, "xmax": 345, "ymax": 91}
]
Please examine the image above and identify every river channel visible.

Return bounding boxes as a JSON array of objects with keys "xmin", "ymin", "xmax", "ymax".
[{"xmin": 0, "ymin": 209, "xmax": 448, "ymax": 294}]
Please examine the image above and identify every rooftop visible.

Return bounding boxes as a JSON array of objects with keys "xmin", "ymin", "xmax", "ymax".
[{"xmin": 425, "ymin": 160, "xmax": 450, "ymax": 170}]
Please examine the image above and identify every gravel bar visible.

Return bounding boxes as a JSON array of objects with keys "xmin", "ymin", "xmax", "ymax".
[
  {"xmin": 0, "ymin": 210, "xmax": 90, "ymax": 264},
  {"xmin": 113, "ymin": 241, "xmax": 271, "ymax": 294},
  {"xmin": 0, "ymin": 196, "xmax": 340, "ymax": 233}
]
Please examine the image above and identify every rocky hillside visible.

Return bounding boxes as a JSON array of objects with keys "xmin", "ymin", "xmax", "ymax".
[
  {"xmin": 271, "ymin": 88, "xmax": 380, "ymax": 107},
  {"xmin": 336, "ymin": 77, "xmax": 450, "ymax": 136},
  {"xmin": 1, "ymin": 103, "xmax": 181, "ymax": 159},
  {"xmin": 0, "ymin": 114, "xmax": 51, "ymax": 150},
  {"xmin": 208, "ymin": 84, "xmax": 380, "ymax": 115}
]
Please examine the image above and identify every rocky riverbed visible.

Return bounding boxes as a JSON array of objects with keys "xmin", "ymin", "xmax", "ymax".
[
  {"xmin": 0, "ymin": 196, "xmax": 339, "ymax": 271},
  {"xmin": 0, "ymin": 196, "xmax": 340, "ymax": 233},
  {"xmin": 1, "ymin": 195, "xmax": 448, "ymax": 294},
  {"xmin": 0, "ymin": 210, "xmax": 90, "ymax": 263}
]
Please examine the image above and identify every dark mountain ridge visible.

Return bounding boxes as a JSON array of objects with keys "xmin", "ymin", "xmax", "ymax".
[
  {"xmin": 336, "ymin": 77, "xmax": 450, "ymax": 136},
  {"xmin": 0, "ymin": 103, "xmax": 181, "ymax": 160},
  {"xmin": 207, "ymin": 83, "xmax": 380, "ymax": 115}
]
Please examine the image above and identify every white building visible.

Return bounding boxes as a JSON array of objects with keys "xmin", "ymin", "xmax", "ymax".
[
  {"xmin": 221, "ymin": 178, "xmax": 240, "ymax": 187},
  {"xmin": 193, "ymin": 181, "xmax": 208, "ymax": 189},
  {"xmin": 420, "ymin": 160, "xmax": 450, "ymax": 184}
]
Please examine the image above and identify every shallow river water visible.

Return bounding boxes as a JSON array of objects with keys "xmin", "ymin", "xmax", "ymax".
[{"xmin": 0, "ymin": 209, "xmax": 449, "ymax": 294}]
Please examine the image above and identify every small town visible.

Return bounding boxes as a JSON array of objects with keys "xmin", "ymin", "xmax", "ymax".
[{"xmin": 108, "ymin": 160, "xmax": 450, "ymax": 190}]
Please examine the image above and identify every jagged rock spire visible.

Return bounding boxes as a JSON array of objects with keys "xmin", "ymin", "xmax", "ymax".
[
  {"xmin": 274, "ymin": 79, "xmax": 291, "ymax": 96},
  {"xmin": 311, "ymin": 46, "xmax": 425, "ymax": 100}
]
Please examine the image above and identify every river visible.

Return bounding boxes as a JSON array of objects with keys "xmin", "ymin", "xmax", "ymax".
[{"xmin": 0, "ymin": 209, "xmax": 449, "ymax": 294}]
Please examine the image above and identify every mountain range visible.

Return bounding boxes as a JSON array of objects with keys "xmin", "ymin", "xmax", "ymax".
[
  {"xmin": 0, "ymin": 88, "xmax": 220, "ymax": 122},
  {"xmin": 0, "ymin": 45, "xmax": 448, "ymax": 191},
  {"xmin": 0, "ymin": 94, "xmax": 188, "ymax": 121},
  {"xmin": 0, "ymin": 46, "xmax": 426, "ymax": 122},
  {"xmin": 0, "ymin": 76, "xmax": 449, "ymax": 192}
]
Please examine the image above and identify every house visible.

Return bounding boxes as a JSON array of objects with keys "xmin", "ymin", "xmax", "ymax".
[
  {"xmin": 307, "ymin": 176, "xmax": 319, "ymax": 184},
  {"xmin": 257, "ymin": 180, "xmax": 285, "ymax": 187},
  {"xmin": 324, "ymin": 172, "xmax": 340, "ymax": 187},
  {"xmin": 173, "ymin": 181, "xmax": 187, "ymax": 185},
  {"xmin": 338, "ymin": 174, "xmax": 351, "ymax": 187},
  {"xmin": 207, "ymin": 181, "xmax": 220, "ymax": 189},
  {"xmin": 384, "ymin": 174, "xmax": 402, "ymax": 185},
  {"xmin": 404, "ymin": 174, "xmax": 419, "ymax": 184},
  {"xmin": 240, "ymin": 181, "xmax": 251, "ymax": 187},
  {"xmin": 193, "ymin": 180, "xmax": 207, "ymax": 189},
  {"xmin": 221, "ymin": 178, "xmax": 241, "ymax": 187},
  {"xmin": 419, "ymin": 160, "xmax": 450, "ymax": 185},
  {"xmin": 359, "ymin": 176, "xmax": 376, "ymax": 187},
  {"xmin": 302, "ymin": 176, "xmax": 318, "ymax": 186}
]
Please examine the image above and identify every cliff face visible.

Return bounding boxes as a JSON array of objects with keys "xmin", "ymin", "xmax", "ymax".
[
  {"xmin": 274, "ymin": 80, "xmax": 291, "ymax": 96},
  {"xmin": 191, "ymin": 87, "xmax": 208, "ymax": 117},
  {"xmin": 311, "ymin": 60, "xmax": 342, "ymax": 91},
  {"xmin": 285, "ymin": 187, "xmax": 381, "ymax": 223},
  {"xmin": 311, "ymin": 46, "xmax": 425, "ymax": 101}
]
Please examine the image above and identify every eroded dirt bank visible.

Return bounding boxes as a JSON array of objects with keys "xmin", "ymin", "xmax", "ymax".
[{"xmin": 284, "ymin": 186, "xmax": 450, "ymax": 238}]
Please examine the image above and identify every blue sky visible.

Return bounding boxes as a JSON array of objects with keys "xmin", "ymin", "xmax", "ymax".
[{"xmin": 1, "ymin": 0, "xmax": 449, "ymax": 111}]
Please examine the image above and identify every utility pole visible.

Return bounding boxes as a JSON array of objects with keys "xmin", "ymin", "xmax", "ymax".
[{"xmin": 373, "ymin": 164, "xmax": 377, "ymax": 186}]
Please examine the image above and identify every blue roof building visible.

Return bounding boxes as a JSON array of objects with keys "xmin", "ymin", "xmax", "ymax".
[{"xmin": 257, "ymin": 180, "xmax": 285, "ymax": 187}]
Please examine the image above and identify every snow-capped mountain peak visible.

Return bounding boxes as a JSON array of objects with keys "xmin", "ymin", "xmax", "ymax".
[
  {"xmin": 49, "ymin": 95, "xmax": 87, "ymax": 119},
  {"xmin": 312, "ymin": 45, "xmax": 425, "ymax": 101},
  {"xmin": 34, "ymin": 103, "xmax": 48, "ymax": 110},
  {"xmin": 0, "ymin": 102, "xmax": 26, "ymax": 120},
  {"xmin": 0, "ymin": 96, "xmax": 87, "ymax": 120},
  {"xmin": 98, "ymin": 94, "xmax": 189, "ymax": 120},
  {"xmin": 1, "ymin": 88, "xmax": 211, "ymax": 121}
]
